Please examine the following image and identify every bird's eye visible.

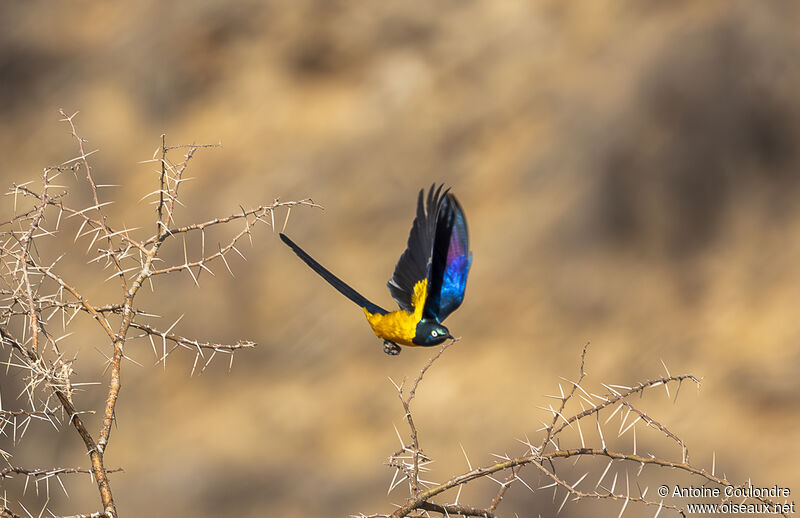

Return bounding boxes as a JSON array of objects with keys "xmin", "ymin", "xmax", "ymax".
[{"xmin": 431, "ymin": 330, "xmax": 439, "ymax": 337}]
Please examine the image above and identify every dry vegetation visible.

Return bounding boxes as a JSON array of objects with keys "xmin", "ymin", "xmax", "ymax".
[
  {"xmin": 0, "ymin": 113, "xmax": 315, "ymax": 517},
  {"xmin": 363, "ymin": 341, "xmax": 790, "ymax": 517}
]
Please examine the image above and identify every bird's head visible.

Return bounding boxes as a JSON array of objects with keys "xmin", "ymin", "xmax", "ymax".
[{"xmin": 413, "ymin": 320, "xmax": 452, "ymax": 346}]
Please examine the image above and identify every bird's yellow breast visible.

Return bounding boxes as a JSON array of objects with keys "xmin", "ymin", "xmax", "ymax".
[{"xmin": 363, "ymin": 279, "xmax": 427, "ymax": 346}]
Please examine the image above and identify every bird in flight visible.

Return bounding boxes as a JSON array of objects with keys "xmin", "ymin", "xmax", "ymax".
[{"xmin": 280, "ymin": 184, "xmax": 471, "ymax": 355}]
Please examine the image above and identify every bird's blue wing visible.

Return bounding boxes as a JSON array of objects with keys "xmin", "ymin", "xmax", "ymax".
[{"xmin": 424, "ymin": 193, "xmax": 471, "ymax": 322}]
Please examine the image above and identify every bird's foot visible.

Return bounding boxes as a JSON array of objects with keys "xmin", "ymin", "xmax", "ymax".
[{"xmin": 383, "ymin": 340, "xmax": 401, "ymax": 356}]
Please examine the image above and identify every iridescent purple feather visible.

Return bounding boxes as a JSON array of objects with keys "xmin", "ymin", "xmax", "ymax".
[{"xmin": 424, "ymin": 193, "xmax": 471, "ymax": 322}]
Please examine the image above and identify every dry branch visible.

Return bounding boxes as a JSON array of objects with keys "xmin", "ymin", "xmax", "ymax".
[
  {"xmin": 373, "ymin": 343, "xmax": 785, "ymax": 518},
  {"xmin": 0, "ymin": 112, "xmax": 316, "ymax": 518}
]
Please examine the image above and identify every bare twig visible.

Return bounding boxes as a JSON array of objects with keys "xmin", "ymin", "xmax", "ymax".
[
  {"xmin": 376, "ymin": 343, "xmax": 781, "ymax": 518},
  {"xmin": 0, "ymin": 113, "xmax": 315, "ymax": 518},
  {"xmin": 0, "ymin": 467, "xmax": 123, "ymax": 478}
]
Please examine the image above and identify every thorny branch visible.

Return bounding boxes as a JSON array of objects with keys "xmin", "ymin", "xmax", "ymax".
[
  {"xmin": 0, "ymin": 466, "xmax": 124, "ymax": 478},
  {"xmin": 372, "ymin": 343, "xmax": 786, "ymax": 518},
  {"xmin": 389, "ymin": 340, "xmax": 456, "ymax": 495},
  {"xmin": 0, "ymin": 112, "xmax": 318, "ymax": 517}
]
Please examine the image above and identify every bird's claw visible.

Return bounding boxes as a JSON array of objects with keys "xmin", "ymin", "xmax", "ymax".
[{"xmin": 383, "ymin": 340, "xmax": 401, "ymax": 356}]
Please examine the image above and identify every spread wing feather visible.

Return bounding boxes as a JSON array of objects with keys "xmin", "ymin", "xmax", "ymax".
[
  {"xmin": 423, "ymin": 193, "xmax": 471, "ymax": 322},
  {"xmin": 387, "ymin": 184, "xmax": 445, "ymax": 312}
]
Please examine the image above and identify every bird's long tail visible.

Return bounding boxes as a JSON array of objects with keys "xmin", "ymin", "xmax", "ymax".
[{"xmin": 279, "ymin": 233, "xmax": 387, "ymax": 315}]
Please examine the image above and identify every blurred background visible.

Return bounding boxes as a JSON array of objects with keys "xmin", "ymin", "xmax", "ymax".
[{"xmin": 1, "ymin": 1, "xmax": 800, "ymax": 516}]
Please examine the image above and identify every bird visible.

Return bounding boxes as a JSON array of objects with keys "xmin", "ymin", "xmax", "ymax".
[{"xmin": 279, "ymin": 184, "xmax": 471, "ymax": 355}]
